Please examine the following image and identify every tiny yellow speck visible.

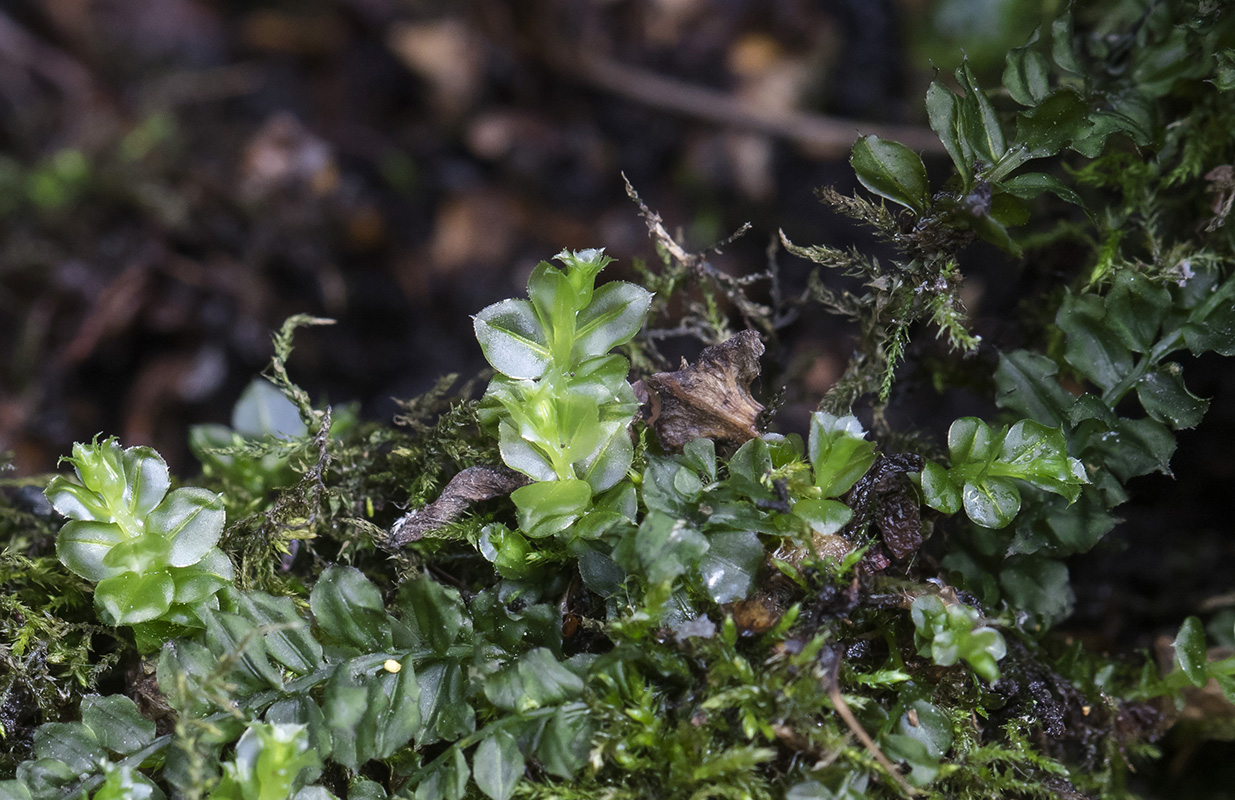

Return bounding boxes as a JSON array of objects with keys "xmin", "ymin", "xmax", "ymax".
[
  {"xmin": 383, "ymin": 659, "xmax": 401, "ymax": 673},
  {"xmin": 1082, "ymin": 705, "xmax": 1091, "ymax": 716}
]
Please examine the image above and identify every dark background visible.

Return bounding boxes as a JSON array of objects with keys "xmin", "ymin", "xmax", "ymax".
[{"xmin": 2, "ymin": 4, "xmax": 1234, "ymax": 789}]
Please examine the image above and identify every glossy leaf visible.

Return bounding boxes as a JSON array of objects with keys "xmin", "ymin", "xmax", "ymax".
[
  {"xmin": 808, "ymin": 412, "xmax": 877, "ymax": 498},
  {"xmin": 483, "ymin": 648, "xmax": 584, "ymax": 712},
  {"xmin": 955, "ymin": 61, "xmax": 1006, "ymax": 162},
  {"xmin": 56, "ymin": 521, "xmax": 125, "ymax": 582},
  {"xmin": 474, "ymin": 299, "xmax": 551, "ymax": 380},
  {"xmin": 575, "ymin": 418, "xmax": 634, "ymax": 493},
  {"xmin": 93, "ymin": 766, "xmax": 160, "ymax": 800},
  {"xmin": 1004, "ymin": 42, "xmax": 1050, "ymax": 106},
  {"xmin": 962, "ymin": 476, "xmax": 1021, "ymax": 529},
  {"xmin": 200, "ymin": 608, "xmax": 284, "ymax": 691},
  {"xmin": 1014, "ymin": 90, "xmax": 1089, "ymax": 158},
  {"xmin": 415, "ymin": 748, "xmax": 469, "ymax": 800},
  {"xmin": 1137, "ymin": 365, "xmax": 1208, "ymax": 429},
  {"xmin": 416, "ymin": 660, "xmax": 475, "ymax": 745},
  {"xmin": 1000, "ymin": 172, "xmax": 1083, "ymax": 207},
  {"xmin": 233, "ymin": 591, "xmax": 322, "ymax": 675},
  {"xmin": 536, "ymin": 705, "xmax": 595, "ymax": 779},
  {"xmin": 394, "ymin": 577, "xmax": 469, "ymax": 655},
  {"xmin": 994, "ymin": 351, "xmax": 1072, "ymax": 427},
  {"xmin": 926, "ymin": 81, "xmax": 967, "ymax": 180},
  {"xmin": 81, "ymin": 695, "xmax": 155, "ymax": 756},
  {"xmin": 473, "ymin": 730, "xmax": 523, "ymax": 800},
  {"xmin": 512, "ymin": 479, "xmax": 592, "ymax": 539},
  {"xmin": 310, "ymin": 566, "xmax": 393, "ymax": 652},
  {"xmin": 697, "ymin": 530, "xmax": 763, "ymax": 603},
  {"xmin": 793, "ymin": 499, "xmax": 853, "ymax": 536},
  {"xmin": 1057, "ymin": 294, "xmax": 1134, "ymax": 393},
  {"xmin": 999, "ymin": 556, "xmax": 1073, "ymax": 621},
  {"xmin": 95, "ymin": 570, "xmax": 175, "ymax": 625},
  {"xmin": 1104, "ymin": 273, "xmax": 1169, "ymax": 353},
  {"xmin": 33, "ymin": 723, "xmax": 104, "ymax": 773},
  {"xmin": 634, "ymin": 512, "xmax": 709, "ymax": 584},
  {"xmin": 850, "ymin": 135, "xmax": 929, "ymax": 213},
  {"xmin": 1173, "ymin": 617, "xmax": 1208, "ymax": 688},
  {"xmin": 148, "ymin": 487, "xmax": 225, "ymax": 569},
  {"xmin": 920, "ymin": 462, "xmax": 961, "ymax": 515},
  {"xmin": 169, "ymin": 549, "xmax": 234, "ymax": 606},
  {"xmin": 572, "ymin": 281, "xmax": 653, "ymax": 363}
]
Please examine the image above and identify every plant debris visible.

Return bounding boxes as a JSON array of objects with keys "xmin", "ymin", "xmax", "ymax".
[{"xmin": 640, "ymin": 330, "xmax": 766, "ymax": 451}]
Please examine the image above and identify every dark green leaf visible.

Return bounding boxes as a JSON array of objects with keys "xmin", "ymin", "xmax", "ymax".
[
  {"xmin": 1057, "ymin": 293, "xmax": 1134, "ymax": 393},
  {"xmin": 1000, "ymin": 172, "xmax": 1084, "ymax": 207},
  {"xmin": 1173, "ymin": 617, "xmax": 1208, "ymax": 688},
  {"xmin": 395, "ymin": 577, "xmax": 469, "ymax": 655},
  {"xmin": 484, "ymin": 648, "xmax": 584, "ymax": 712},
  {"xmin": 926, "ymin": 81, "xmax": 968, "ymax": 180},
  {"xmin": 682, "ymin": 438, "xmax": 718, "ymax": 483},
  {"xmin": 15, "ymin": 759, "xmax": 77, "ymax": 800},
  {"xmin": 634, "ymin": 512, "xmax": 709, "ymax": 584},
  {"xmin": 310, "ymin": 566, "xmax": 393, "ymax": 653},
  {"xmin": 33, "ymin": 723, "xmax": 104, "ymax": 773},
  {"xmin": 473, "ymin": 730, "xmax": 524, "ymax": 800},
  {"xmin": 415, "ymin": 748, "xmax": 469, "ymax": 800},
  {"xmin": 370, "ymin": 654, "xmax": 422, "ymax": 760},
  {"xmin": 849, "ymin": 135, "xmax": 930, "ymax": 213},
  {"xmin": 1014, "ymin": 90, "xmax": 1090, "ymax": 158},
  {"xmin": 1105, "ymin": 273, "xmax": 1170, "ymax": 352},
  {"xmin": 1137, "ymin": 365, "xmax": 1208, "ymax": 429},
  {"xmin": 536, "ymin": 705, "xmax": 595, "ymax": 779},
  {"xmin": 1050, "ymin": 12, "xmax": 1082, "ymax": 73},
  {"xmin": 266, "ymin": 696, "xmax": 333, "ymax": 759},
  {"xmin": 955, "ymin": 61, "xmax": 1006, "ymax": 162},
  {"xmin": 81, "ymin": 695, "xmax": 156, "ymax": 756},
  {"xmin": 921, "ymin": 462, "xmax": 961, "ymax": 515},
  {"xmin": 234, "ymin": 591, "xmax": 323, "ymax": 675},
  {"xmin": 696, "ymin": 530, "xmax": 764, "ymax": 603},
  {"xmin": 1093, "ymin": 417, "xmax": 1176, "ymax": 480},
  {"xmin": 1004, "ymin": 43, "xmax": 1050, "ymax": 106},
  {"xmin": 896, "ymin": 700, "xmax": 953, "ymax": 761},
  {"xmin": 994, "ymin": 351, "xmax": 1073, "ymax": 427},
  {"xmin": 200, "ymin": 608, "xmax": 284, "ymax": 691},
  {"xmin": 416, "ymin": 660, "xmax": 475, "ymax": 745},
  {"xmin": 1044, "ymin": 490, "xmax": 1116, "ymax": 553},
  {"xmin": 1000, "ymin": 556, "xmax": 1072, "ymax": 621}
]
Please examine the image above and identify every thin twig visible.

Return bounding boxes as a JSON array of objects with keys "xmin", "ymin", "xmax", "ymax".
[
  {"xmin": 566, "ymin": 52, "xmax": 946, "ymax": 157},
  {"xmin": 827, "ymin": 660, "xmax": 919, "ymax": 797}
]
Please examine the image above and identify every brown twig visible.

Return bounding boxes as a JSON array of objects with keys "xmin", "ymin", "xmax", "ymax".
[
  {"xmin": 827, "ymin": 659, "xmax": 919, "ymax": 797},
  {"xmin": 566, "ymin": 52, "xmax": 946, "ymax": 158}
]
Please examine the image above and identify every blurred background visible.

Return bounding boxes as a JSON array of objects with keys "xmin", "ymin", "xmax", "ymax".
[
  {"xmin": 5, "ymin": 2, "xmax": 1235, "ymax": 789},
  {"xmin": 0, "ymin": 0, "xmax": 1053, "ymax": 477}
]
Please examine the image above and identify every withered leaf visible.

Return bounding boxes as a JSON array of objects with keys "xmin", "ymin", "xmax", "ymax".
[
  {"xmin": 844, "ymin": 453, "xmax": 925, "ymax": 562},
  {"xmin": 642, "ymin": 330, "xmax": 765, "ymax": 451},
  {"xmin": 389, "ymin": 465, "xmax": 529, "ymax": 546}
]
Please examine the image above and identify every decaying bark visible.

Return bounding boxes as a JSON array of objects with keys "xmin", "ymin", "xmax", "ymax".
[
  {"xmin": 389, "ymin": 465, "xmax": 530, "ymax": 545},
  {"xmin": 640, "ymin": 330, "xmax": 765, "ymax": 451}
]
